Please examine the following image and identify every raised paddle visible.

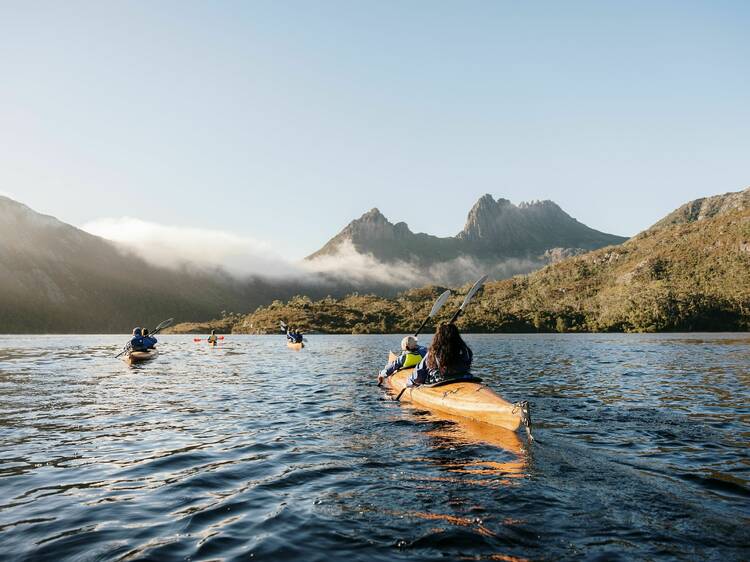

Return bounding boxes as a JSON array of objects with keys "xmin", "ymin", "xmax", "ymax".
[
  {"xmin": 413, "ymin": 289, "xmax": 452, "ymax": 338},
  {"xmin": 448, "ymin": 274, "xmax": 488, "ymax": 324},
  {"xmin": 116, "ymin": 317, "xmax": 174, "ymax": 358}
]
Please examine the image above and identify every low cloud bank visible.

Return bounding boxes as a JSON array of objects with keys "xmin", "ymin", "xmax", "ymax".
[
  {"xmin": 303, "ymin": 240, "xmax": 540, "ymax": 287},
  {"xmin": 83, "ymin": 218, "xmax": 540, "ymax": 290}
]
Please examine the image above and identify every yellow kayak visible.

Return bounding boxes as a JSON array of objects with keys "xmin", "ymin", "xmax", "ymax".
[
  {"xmin": 287, "ymin": 341, "xmax": 304, "ymax": 350},
  {"xmin": 383, "ymin": 352, "xmax": 528, "ymax": 433},
  {"xmin": 125, "ymin": 348, "xmax": 158, "ymax": 365}
]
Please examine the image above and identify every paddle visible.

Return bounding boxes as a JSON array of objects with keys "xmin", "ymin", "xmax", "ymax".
[
  {"xmin": 448, "ymin": 274, "xmax": 488, "ymax": 324},
  {"xmin": 116, "ymin": 317, "xmax": 174, "ymax": 358},
  {"xmin": 413, "ymin": 289, "xmax": 452, "ymax": 338},
  {"xmin": 393, "ymin": 275, "xmax": 487, "ymax": 401},
  {"xmin": 193, "ymin": 336, "xmax": 224, "ymax": 342}
]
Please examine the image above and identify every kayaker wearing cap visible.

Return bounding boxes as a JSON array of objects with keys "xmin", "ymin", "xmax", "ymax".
[
  {"xmin": 129, "ymin": 327, "xmax": 149, "ymax": 352},
  {"xmin": 408, "ymin": 323, "xmax": 473, "ymax": 387},
  {"xmin": 142, "ymin": 328, "xmax": 158, "ymax": 349},
  {"xmin": 377, "ymin": 335, "xmax": 428, "ymax": 385},
  {"xmin": 207, "ymin": 330, "xmax": 218, "ymax": 344}
]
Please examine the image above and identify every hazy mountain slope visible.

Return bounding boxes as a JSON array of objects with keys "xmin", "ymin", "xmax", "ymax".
[
  {"xmin": 0, "ymin": 197, "xmax": 308, "ymax": 332},
  {"xmin": 227, "ymin": 188, "xmax": 750, "ymax": 333}
]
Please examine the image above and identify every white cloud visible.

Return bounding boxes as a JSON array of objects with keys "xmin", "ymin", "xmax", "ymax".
[{"xmin": 82, "ymin": 217, "xmax": 301, "ymax": 278}]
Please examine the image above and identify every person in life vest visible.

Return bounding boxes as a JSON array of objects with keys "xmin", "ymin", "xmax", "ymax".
[
  {"xmin": 207, "ymin": 330, "xmax": 218, "ymax": 344},
  {"xmin": 408, "ymin": 323, "xmax": 473, "ymax": 387},
  {"xmin": 141, "ymin": 328, "xmax": 158, "ymax": 349},
  {"xmin": 129, "ymin": 327, "xmax": 149, "ymax": 352},
  {"xmin": 377, "ymin": 335, "xmax": 427, "ymax": 385}
]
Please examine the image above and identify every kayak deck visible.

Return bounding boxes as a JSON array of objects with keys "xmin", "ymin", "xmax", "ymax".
[
  {"xmin": 384, "ymin": 352, "xmax": 522, "ymax": 432},
  {"xmin": 125, "ymin": 348, "xmax": 158, "ymax": 365},
  {"xmin": 287, "ymin": 341, "xmax": 304, "ymax": 350}
]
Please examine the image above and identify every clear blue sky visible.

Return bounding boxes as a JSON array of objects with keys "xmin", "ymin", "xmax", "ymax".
[{"xmin": 1, "ymin": 1, "xmax": 748, "ymax": 258}]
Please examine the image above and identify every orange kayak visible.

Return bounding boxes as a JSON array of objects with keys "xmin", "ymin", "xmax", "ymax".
[
  {"xmin": 383, "ymin": 352, "xmax": 524, "ymax": 432},
  {"xmin": 287, "ymin": 341, "xmax": 304, "ymax": 350}
]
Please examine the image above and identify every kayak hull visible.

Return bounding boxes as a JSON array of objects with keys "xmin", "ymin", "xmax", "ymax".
[
  {"xmin": 125, "ymin": 348, "xmax": 158, "ymax": 365},
  {"xmin": 287, "ymin": 341, "xmax": 304, "ymax": 350},
  {"xmin": 384, "ymin": 352, "xmax": 521, "ymax": 432}
]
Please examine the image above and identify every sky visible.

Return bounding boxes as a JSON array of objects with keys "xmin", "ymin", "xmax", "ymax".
[{"xmin": 1, "ymin": 1, "xmax": 748, "ymax": 259}]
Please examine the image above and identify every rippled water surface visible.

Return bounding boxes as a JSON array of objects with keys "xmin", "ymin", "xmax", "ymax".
[{"xmin": 1, "ymin": 334, "xmax": 748, "ymax": 561}]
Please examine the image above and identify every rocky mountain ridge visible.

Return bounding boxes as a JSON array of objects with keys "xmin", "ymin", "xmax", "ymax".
[{"xmin": 307, "ymin": 195, "xmax": 627, "ymax": 274}]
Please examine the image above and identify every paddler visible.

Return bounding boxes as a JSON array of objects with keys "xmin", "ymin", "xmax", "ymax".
[
  {"xmin": 286, "ymin": 327, "xmax": 303, "ymax": 344},
  {"xmin": 408, "ymin": 323, "xmax": 473, "ymax": 386},
  {"xmin": 207, "ymin": 330, "xmax": 218, "ymax": 344},
  {"xmin": 142, "ymin": 328, "xmax": 158, "ymax": 349},
  {"xmin": 129, "ymin": 327, "xmax": 149, "ymax": 352},
  {"xmin": 377, "ymin": 335, "xmax": 427, "ymax": 385}
]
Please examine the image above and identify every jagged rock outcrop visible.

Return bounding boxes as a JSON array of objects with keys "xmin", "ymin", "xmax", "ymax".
[
  {"xmin": 458, "ymin": 194, "xmax": 625, "ymax": 253},
  {"xmin": 653, "ymin": 187, "xmax": 750, "ymax": 228}
]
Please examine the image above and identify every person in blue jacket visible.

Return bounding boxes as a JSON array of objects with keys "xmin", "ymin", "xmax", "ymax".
[
  {"xmin": 377, "ymin": 335, "xmax": 428, "ymax": 385},
  {"xmin": 129, "ymin": 327, "xmax": 149, "ymax": 352},
  {"xmin": 286, "ymin": 327, "xmax": 303, "ymax": 344},
  {"xmin": 142, "ymin": 328, "xmax": 158, "ymax": 349},
  {"xmin": 408, "ymin": 323, "xmax": 473, "ymax": 387}
]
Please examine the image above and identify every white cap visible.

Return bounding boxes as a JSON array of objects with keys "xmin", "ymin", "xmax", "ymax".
[{"xmin": 401, "ymin": 336, "xmax": 418, "ymax": 351}]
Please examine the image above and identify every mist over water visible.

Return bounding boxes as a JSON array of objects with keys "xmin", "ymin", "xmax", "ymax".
[{"xmin": 0, "ymin": 334, "xmax": 748, "ymax": 561}]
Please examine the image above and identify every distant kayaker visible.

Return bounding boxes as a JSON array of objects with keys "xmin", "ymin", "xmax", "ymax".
[
  {"xmin": 207, "ymin": 330, "xmax": 218, "ymax": 344},
  {"xmin": 286, "ymin": 327, "xmax": 303, "ymax": 344},
  {"xmin": 408, "ymin": 323, "xmax": 473, "ymax": 387},
  {"xmin": 377, "ymin": 336, "xmax": 427, "ymax": 385},
  {"xmin": 142, "ymin": 328, "xmax": 158, "ymax": 349},
  {"xmin": 129, "ymin": 327, "xmax": 149, "ymax": 352}
]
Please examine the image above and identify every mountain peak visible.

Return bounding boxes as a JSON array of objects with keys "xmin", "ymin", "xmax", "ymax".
[{"xmin": 457, "ymin": 194, "xmax": 625, "ymax": 251}]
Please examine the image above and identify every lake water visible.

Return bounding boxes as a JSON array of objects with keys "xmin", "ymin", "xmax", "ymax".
[{"xmin": 0, "ymin": 334, "xmax": 748, "ymax": 561}]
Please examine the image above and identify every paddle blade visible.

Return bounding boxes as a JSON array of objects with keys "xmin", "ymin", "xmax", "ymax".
[
  {"xmin": 459, "ymin": 275, "xmax": 488, "ymax": 310},
  {"xmin": 429, "ymin": 290, "xmax": 452, "ymax": 317},
  {"xmin": 193, "ymin": 338, "xmax": 202, "ymax": 342},
  {"xmin": 218, "ymin": 336, "xmax": 225, "ymax": 339},
  {"xmin": 154, "ymin": 317, "xmax": 174, "ymax": 333},
  {"xmin": 280, "ymin": 320, "xmax": 287, "ymax": 331}
]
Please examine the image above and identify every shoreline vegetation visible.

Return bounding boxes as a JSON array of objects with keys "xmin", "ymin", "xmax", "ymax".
[{"xmin": 169, "ymin": 203, "xmax": 750, "ymax": 335}]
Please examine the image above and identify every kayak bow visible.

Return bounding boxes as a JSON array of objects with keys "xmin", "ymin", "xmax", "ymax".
[{"xmin": 287, "ymin": 341, "xmax": 304, "ymax": 350}]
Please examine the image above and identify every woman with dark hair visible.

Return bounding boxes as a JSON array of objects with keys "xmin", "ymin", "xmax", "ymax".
[{"xmin": 408, "ymin": 322, "xmax": 473, "ymax": 387}]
